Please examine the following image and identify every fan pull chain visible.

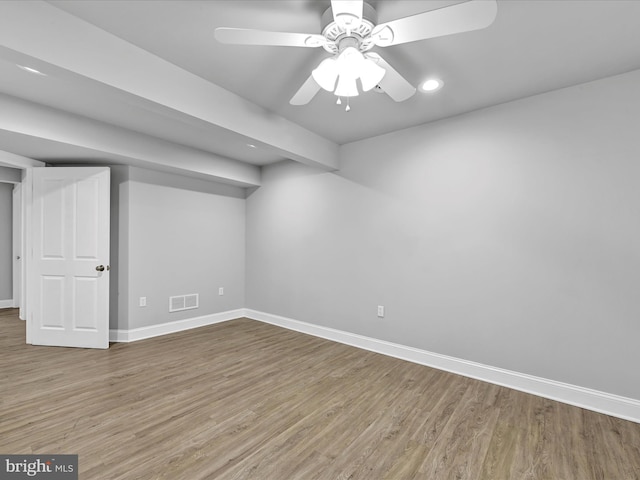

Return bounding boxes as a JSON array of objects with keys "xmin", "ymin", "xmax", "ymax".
[{"xmin": 335, "ymin": 97, "xmax": 350, "ymax": 112}]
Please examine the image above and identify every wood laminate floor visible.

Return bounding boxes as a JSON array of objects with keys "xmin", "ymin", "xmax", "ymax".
[{"xmin": 1, "ymin": 307, "xmax": 639, "ymax": 479}]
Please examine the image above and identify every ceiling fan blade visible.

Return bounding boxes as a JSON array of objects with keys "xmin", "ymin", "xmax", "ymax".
[
  {"xmin": 371, "ymin": 0, "xmax": 497, "ymax": 47},
  {"xmin": 330, "ymin": 0, "xmax": 364, "ymax": 30},
  {"xmin": 215, "ymin": 27, "xmax": 327, "ymax": 48},
  {"xmin": 366, "ymin": 53, "xmax": 416, "ymax": 102},
  {"xmin": 290, "ymin": 75, "xmax": 321, "ymax": 105}
]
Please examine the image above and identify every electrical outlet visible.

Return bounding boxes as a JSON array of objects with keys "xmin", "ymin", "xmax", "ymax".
[
  {"xmin": 139, "ymin": 297, "xmax": 147, "ymax": 307},
  {"xmin": 218, "ymin": 287, "xmax": 224, "ymax": 296},
  {"xmin": 377, "ymin": 305, "xmax": 385, "ymax": 318}
]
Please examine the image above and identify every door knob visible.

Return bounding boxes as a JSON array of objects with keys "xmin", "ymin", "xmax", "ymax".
[{"xmin": 96, "ymin": 265, "xmax": 105, "ymax": 272}]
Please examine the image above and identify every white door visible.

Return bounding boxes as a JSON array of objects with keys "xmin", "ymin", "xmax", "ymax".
[{"xmin": 30, "ymin": 167, "xmax": 110, "ymax": 349}]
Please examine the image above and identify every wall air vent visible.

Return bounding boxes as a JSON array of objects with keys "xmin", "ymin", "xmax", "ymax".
[{"xmin": 169, "ymin": 293, "xmax": 199, "ymax": 313}]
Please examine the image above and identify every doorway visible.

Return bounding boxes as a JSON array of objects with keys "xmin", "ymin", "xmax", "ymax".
[{"xmin": 0, "ymin": 182, "xmax": 13, "ymax": 310}]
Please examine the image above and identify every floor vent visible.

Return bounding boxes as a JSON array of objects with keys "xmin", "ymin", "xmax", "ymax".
[{"xmin": 169, "ymin": 293, "xmax": 199, "ymax": 313}]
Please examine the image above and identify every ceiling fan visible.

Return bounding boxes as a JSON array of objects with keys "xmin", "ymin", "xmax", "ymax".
[{"xmin": 215, "ymin": 0, "xmax": 497, "ymax": 107}]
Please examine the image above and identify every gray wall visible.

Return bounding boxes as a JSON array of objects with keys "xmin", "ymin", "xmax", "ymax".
[
  {"xmin": 0, "ymin": 182, "xmax": 12, "ymax": 301},
  {"xmin": 246, "ymin": 69, "xmax": 640, "ymax": 401},
  {"xmin": 111, "ymin": 166, "xmax": 246, "ymax": 330},
  {"xmin": 110, "ymin": 165, "xmax": 130, "ymax": 330}
]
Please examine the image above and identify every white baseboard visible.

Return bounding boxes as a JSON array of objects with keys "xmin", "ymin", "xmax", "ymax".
[
  {"xmin": 243, "ymin": 309, "xmax": 640, "ymax": 424},
  {"xmin": 109, "ymin": 309, "xmax": 244, "ymax": 343},
  {"xmin": 0, "ymin": 299, "xmax": 14, "ymax": 309}
]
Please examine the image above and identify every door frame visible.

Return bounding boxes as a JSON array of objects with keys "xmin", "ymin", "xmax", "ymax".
[
  {"xmin": 12, "ymin": 181, "xmax": 22, "ymax": 312},
  {"xmin": 1, "ymin": 152, "xmax": 44, "ymax": 328},
  {"xmin": 24, "ymin": 167, "xmax": 33, "ymax": 339}
]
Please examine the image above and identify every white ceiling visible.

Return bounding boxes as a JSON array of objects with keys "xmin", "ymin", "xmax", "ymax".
[{"xmin": 1, "ymin": 0, "xmax": 640, "ymax": 185}]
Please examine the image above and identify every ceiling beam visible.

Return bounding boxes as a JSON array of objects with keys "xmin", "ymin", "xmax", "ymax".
[
  {"xmin": 0, "ymin": 149, "xmax": 45, "ymax": 169},
  {"xmin": 0, "ymin": 94, "xmax": 261, "ymax": 187},
  {"xmin": 0, "ymin": 165, "xmax": 22, "ymax": 183},
  {"xmin": 0, "ymin": 1, "xmax": 339, "ymax": 172}
]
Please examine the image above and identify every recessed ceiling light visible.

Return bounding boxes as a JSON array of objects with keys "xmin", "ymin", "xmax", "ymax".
[
  {"xmin": 17, "ymin": 64, "xmax": 47, "ymax": 76},
  {"xmin": 247, "ymin": 144, "xmax": 257, "ymax": 148},
  {"xmin": 420, "ymin": 78, "xmax": 443, "ymax": 92}
]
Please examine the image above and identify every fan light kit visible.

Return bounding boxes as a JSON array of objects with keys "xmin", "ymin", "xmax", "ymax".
[
  {"xmin": 311, "ymin": 45, "xmax": 386, "ymax": 97},
  {"xmin": 215, "ymin": 0, "xmax": 496, "ymax": 111}
]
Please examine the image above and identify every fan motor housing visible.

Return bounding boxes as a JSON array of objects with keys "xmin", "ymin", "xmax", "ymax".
[{"xmin": 321, "ymin": 3, "xmax": 378, "ymax": 53}]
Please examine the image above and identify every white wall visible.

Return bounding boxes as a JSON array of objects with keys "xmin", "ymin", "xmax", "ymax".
[
  {"xmin": 0, "ymin": 182, "xmax": 12, "ymax": 302},
  {"xmin": 116, "ymin": 166, "xmax": 246, "ymax": 330},
  {"xmin": 246, "ymin": 69, "xmax": 640, "ymax": 401}
]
